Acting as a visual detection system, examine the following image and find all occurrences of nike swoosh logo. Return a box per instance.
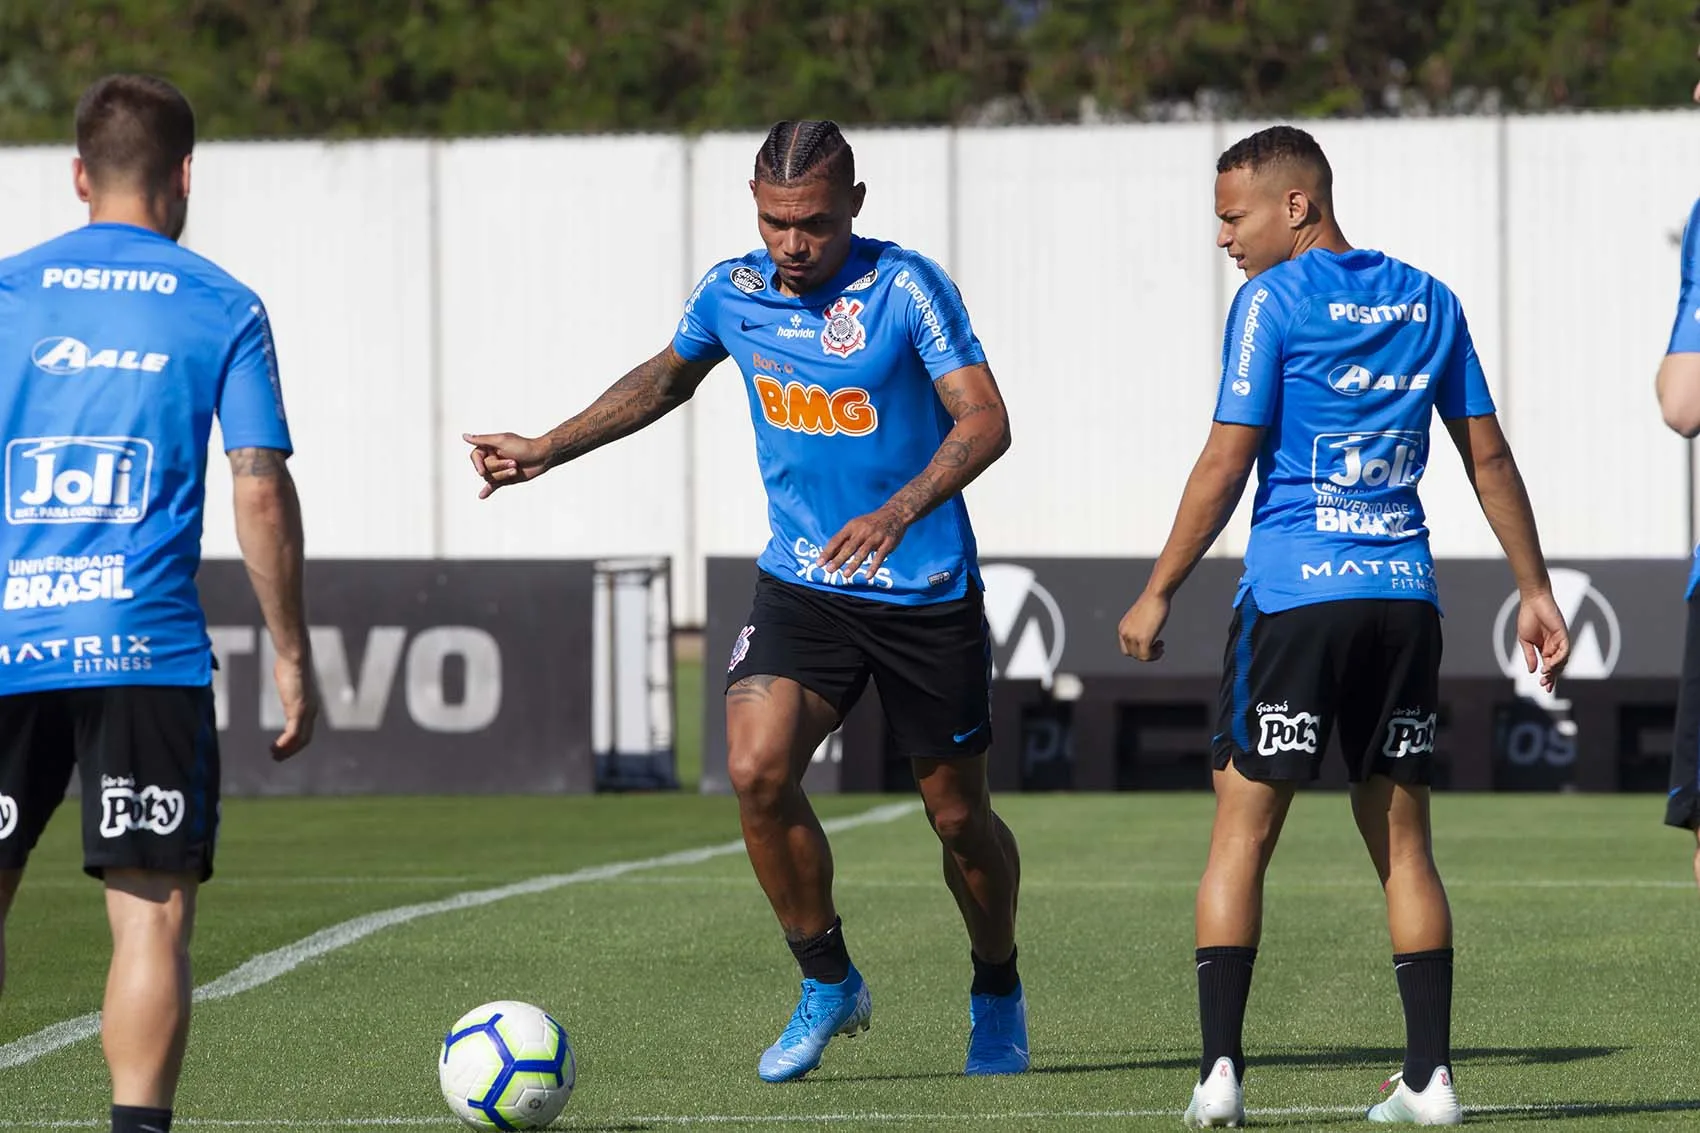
[953,722,986,744]
[740,318,767,331]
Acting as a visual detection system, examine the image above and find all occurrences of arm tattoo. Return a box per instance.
[547,349,707,466]
[933,439,973,469]
[878,369,1009,524]
[228,447,289,478]
[935,377,1000,422]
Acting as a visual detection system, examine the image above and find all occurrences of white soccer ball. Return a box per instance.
[439,1000,575,1130]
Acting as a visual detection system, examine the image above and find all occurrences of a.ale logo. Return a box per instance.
[753,376,878,436]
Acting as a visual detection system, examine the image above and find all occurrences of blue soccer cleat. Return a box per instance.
[757,967,873,1083]
[964,983,1030,1075]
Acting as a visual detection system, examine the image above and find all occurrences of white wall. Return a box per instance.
[5,112,1694,621]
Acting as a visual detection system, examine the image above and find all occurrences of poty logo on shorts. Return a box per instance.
[1256,710,1321,756]
[99,783,185,838]
[1493,567,1620,684]
[6,436,154,525]
[980,563,1066,688]
[32,336,168,376]
[0,792,16,840]
[1383,713,1437,758]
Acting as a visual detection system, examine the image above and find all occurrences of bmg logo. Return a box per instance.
[5,436,153,525]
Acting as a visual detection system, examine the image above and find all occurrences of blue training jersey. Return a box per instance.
[1214,248,1496,614]
[1666,198,1700,598]
[0,223,292,693]
[673,235,988,605]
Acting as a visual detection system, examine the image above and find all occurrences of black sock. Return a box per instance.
[1394,948,1453,1090]
[788,917,851,984]
[112,1105,172,1133]
[1197,946,1256,1085]
[970,945,1020,997]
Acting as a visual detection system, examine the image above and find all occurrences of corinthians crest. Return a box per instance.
[820,297,868,359]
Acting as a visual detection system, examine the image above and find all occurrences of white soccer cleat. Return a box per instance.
[1366,1066,1463,1125]
[1183,1055,1245,1128]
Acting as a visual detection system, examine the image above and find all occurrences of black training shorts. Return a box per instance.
[725,570,993,759]
[1667,590,1700,829]
[0,685,220,881]
[1213,593,1442,784]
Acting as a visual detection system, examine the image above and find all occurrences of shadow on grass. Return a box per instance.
[1470,1099,1700,1123]
[826,1044,1620,1084]
[1029,1045,1621,1078]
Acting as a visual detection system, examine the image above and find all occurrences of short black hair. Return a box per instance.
[1217,125,1333,205]
[754,120,855,189]
[75,74,195,192]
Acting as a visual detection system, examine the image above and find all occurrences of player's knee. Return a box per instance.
[726,744,796,811]
[105,870,196,944]
[928,796,990,850]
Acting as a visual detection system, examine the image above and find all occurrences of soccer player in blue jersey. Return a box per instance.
[1654,60,1700,891]
[1119,127,1570,1127]
[0,76,315,1133]
[465,120,1027,1082]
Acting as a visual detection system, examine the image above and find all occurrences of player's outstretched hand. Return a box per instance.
[818,507,909,583]
[1517,589,1571,693]
[270,654,318,761]
[463,432,553,499]
[1118,592,1170,662]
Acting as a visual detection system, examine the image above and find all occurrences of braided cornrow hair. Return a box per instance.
[754,120,855,188]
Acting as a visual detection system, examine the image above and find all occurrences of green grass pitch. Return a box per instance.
[2,791,1698,1130]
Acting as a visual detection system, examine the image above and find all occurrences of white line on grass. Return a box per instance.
[0,801,921,1072]
[6,1100,1696,1128]
[603,874,1696,892]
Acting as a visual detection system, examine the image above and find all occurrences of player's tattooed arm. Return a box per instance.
[230,446,317,756]
[816,364,1010,580]
[539,347,716,468]
[463,346,717,498]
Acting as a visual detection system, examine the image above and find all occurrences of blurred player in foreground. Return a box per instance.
[0,75,315,1133]
[465,120,1027,1082]
[1652,39,1700,893]
[1118,126,1569,1127]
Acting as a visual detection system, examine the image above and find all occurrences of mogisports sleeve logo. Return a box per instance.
[250,303,286,422]
[1230,287,1271,393]
[679,270,719,333]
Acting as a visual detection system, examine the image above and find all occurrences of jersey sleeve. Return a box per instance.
[671,266,729,363]
[1433,294,1496,421]
[891,254,987,380]
[1669,198,1700,355]
[218,296,293,453]
[1213,281,1286,427]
